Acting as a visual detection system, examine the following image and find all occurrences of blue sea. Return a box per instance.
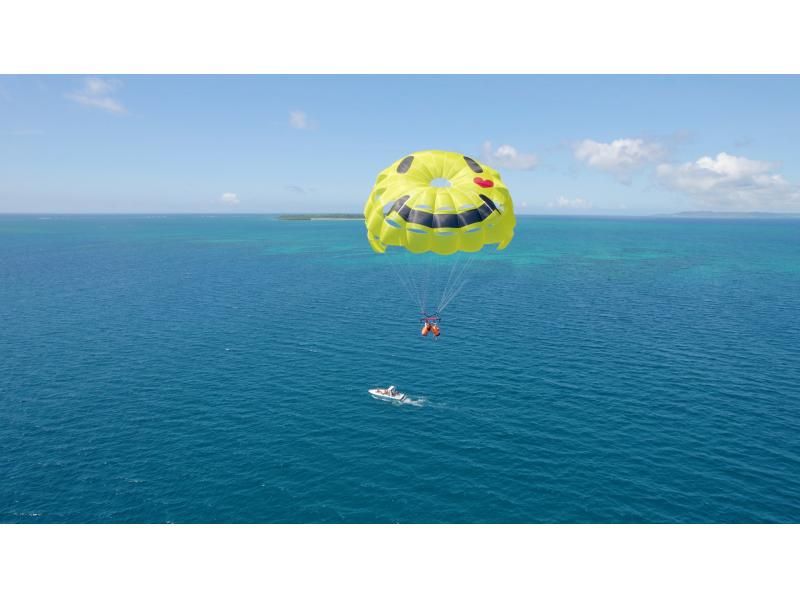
[1,215,799,523]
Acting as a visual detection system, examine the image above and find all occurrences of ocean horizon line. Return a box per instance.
[2,211,800,219]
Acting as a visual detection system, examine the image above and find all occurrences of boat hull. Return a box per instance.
[368,389,406,401]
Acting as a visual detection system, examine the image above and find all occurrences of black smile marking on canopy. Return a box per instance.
[387,194,500,229]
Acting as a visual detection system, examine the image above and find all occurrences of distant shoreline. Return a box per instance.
[654,211,800,219]
[278,214,364,221]
[2,211,799,220]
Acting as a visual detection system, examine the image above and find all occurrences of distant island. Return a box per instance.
[657,211,800,219]
[279,213,364,221]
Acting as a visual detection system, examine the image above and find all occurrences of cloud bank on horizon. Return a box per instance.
[574,137,800,211]
[657,153,800,211]
[2,75,799,214]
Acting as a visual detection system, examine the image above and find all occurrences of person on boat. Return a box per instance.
[387,385,396,396]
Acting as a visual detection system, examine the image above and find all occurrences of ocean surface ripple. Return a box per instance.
[1,215,799,522]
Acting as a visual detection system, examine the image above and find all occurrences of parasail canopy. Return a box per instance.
[364,150,516,255]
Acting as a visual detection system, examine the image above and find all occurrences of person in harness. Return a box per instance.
[420,313,441,339]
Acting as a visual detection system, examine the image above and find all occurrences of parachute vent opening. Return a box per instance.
[430,177,451,188]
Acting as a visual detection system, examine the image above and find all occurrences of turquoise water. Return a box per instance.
[1,215,799,523]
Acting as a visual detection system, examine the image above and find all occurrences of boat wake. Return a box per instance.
[372,394,426,407]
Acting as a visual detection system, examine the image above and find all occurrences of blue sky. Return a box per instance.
[2,75,799,214]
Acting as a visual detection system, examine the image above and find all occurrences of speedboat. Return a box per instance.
[368,386,406,401]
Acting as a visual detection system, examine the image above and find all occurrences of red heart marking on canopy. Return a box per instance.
[474,177,494,188]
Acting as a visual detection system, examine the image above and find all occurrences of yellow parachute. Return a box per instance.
[364,150,516,255]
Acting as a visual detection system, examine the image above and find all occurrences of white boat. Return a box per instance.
[368,386,406,401]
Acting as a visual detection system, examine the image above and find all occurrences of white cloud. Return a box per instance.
[66,77,126,114]
[548,196,592,210]
[574,138,664,181]
[84,78,115,95]
[289,110,312,130]
[220,192,240,205]
[482,141,538,170]
[657,152,800,210]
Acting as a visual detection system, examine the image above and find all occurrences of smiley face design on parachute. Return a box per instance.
[363,150,516,255]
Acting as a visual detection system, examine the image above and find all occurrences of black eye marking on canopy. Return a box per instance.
[463,156,483,173]
[396,156,415,173]
[387,193,500,229]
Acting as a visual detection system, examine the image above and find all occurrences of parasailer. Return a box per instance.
[420,313,441,339]
[363,150,516,336]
